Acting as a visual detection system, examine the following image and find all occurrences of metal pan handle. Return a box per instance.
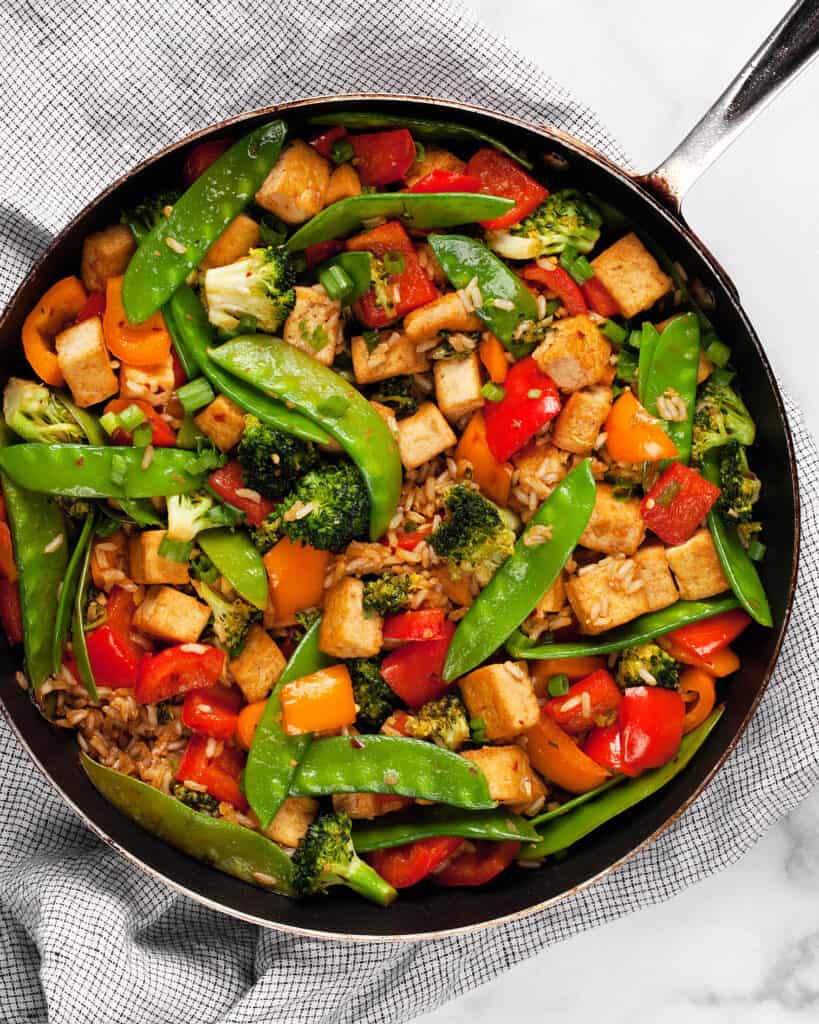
[638,0,819,214]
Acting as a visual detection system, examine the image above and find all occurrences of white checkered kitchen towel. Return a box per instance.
[1,2,818,1022]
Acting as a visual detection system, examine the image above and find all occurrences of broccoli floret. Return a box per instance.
[123,190,181,243]
[403,692,470,751]
[487,189,602,261]
[3,378,95,444]
[737,520,763,551]
[249,513,281,555]
[171,781,219,814]
[616,642,680,690]
[292,811,397,905]
[203,245,296,334]
[717,441,761,523]
[348,657,400,731]
[189,551,220,584]
[691,379,756,465]
[236,415,319,499]
[429,485,515,586]
[164,491,238,561]
[366,376,418,420]
[191,579,260,657]
[362,573,418,616]
[278,461,370,553]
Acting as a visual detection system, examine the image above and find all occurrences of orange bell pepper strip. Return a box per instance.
[531,656,607,696]
[103,275,172,366]
[658,635,740,678]
[525,713,610,794]
[22,276,88,385]
[605,388,678,463]
[262,537,329,625]
[678,668,717,734]
[0,522,18,583]
[455,411,513,506]
[280,664,357,735]
[478,333,508,383]
[236,699,268,750]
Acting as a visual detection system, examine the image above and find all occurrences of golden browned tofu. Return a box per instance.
[434,353,484,421]
[55,317,118,408]
[326,164,361,204]
[128,531,190,585]
[416,242,448,287]
[552,385,612,456]
[80,223,136,293]
[579,483,645,556]
[461,745,537,804]
[283,285,342,367]
[228,624,287,704]
[566,558,650,635]
[369,400,399,440]
[351,330,429,385]
[319,577,383,659]
[331,792,412,819]
[591,233,672,319]
[396,402,457,470]
[403,291,483,341]
[265,797,319,847]
[458,661,539,742]
[535,573,565,615]
[666,528,730,600]
[632,543,678,612]
[533,315,611,392]
[508,765,548,816]
[132,586,211,644]
[255,140,331,224]
[119,354,175,407]
[513,443,570,490]
[200,213,262,271]
[405,146,466,186]
[90,530,129,592]
[194,394,245,452]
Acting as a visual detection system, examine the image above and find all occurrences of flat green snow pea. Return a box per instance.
[168,284,333,446]
[162,299,199,382]
[640,313,701,464]
[0,444,214,499]
[197,528,268,611]
[636,322,661,404]
[506,595,741,659]
[81,754,294,894]
[529,778,623,828]
[286,192,515,251]
[122,120,288,323]
[52,512,96,676]
[71,516,98,700]
[290,735,495,809]
[444,460,596,681]
[308,111,533,168]
[526,709,723,858]
[210,335,402,540]
[427,234,539,351]
[702,455,772,627]
[352,807,539,853]
[246,619,333,829]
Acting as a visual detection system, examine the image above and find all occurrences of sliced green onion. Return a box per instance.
[118,404,147,431]
[100,411,120,436]
[132,424,153,447]
[571,256,594,284]
[481,382,506,402]
[110,453,128,487]
[711,366,735,386]
[383,251,406,276]
[319,263,355,303]
[547,673,570,697]
[176,377,216,415]
[705,338,732,368]
[158,536,193,563]
[747,539,767,562]
[628,329,643,349]
[601,319,628,345]
[331,138,354,164]
[527,389,543,399]
[559,245,578,270]
[176,415,205,450]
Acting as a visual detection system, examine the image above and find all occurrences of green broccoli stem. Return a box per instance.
[333,858,397,906]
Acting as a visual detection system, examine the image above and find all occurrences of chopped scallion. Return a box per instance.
[705,338,732,368]
[158,536,194,563]
[176,377,215,415]
[481,381,506,402]
[118,404,147,432]
[319,263,355,303]
[547,673,570,697]
[527,388,543,399]
[601,319,628,345]
[100,411,120,436]
[747,539,767,562]
[331,138,354,164]
[132,424,153,447]
[383,251,406,276]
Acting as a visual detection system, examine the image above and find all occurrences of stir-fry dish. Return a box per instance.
[0,114,772,905]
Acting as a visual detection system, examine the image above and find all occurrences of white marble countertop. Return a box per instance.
[422,1,819,1020]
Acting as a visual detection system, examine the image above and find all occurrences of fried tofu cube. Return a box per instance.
[416,242,448,287]
[228,623,287,703]
[403,291,483,341]
[326,164,361,204]
[666,528,730,600]
[552,385,612,456]
[434,352,484,421]
[132,586,211,644]
[255,140,331,225]
[351,331,429,385]
[319,577,382,659]
[370,400,399,440]
[461,745,537,804]
[580,483,646,556]
[512,443,570,493]
[535,573,565,615]
[405,146,466,187]
[533,316,611,393]
[119,354,175,407]
[129,530,190,585]
[458,661,540,742]
[90,530,129,592]
[54,317,118,408]
[194,394,245,452]
[331,793,412,819]
[508,766,548,816]
[591,233,672,319]
[283,285,341,366]
[80,223,136,293]
[265,797,319,847]
[566,559,650,635]
[200,213,262,271]
[397,402,457,470]
[632,543,678,612]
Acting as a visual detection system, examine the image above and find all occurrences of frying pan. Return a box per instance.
[0,0,816,940]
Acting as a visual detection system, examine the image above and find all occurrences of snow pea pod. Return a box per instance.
[167,284,332,446]
[506,594,741,659]
[122,120,288,323]
[71,516,98,700]
[81,754,294,894]
[352,806,539,853]
[529,778,623,828]
[640,313,700,463]
[286,192,514,250]
[308,111,533,168]
[197,528,268,611]
[443,460,596,682]
[209,335,403,540]
[162,299,199,382]
[245,619,333,829]
[290,735,495,810]
[52,512,96,676]
[526,708,723,858]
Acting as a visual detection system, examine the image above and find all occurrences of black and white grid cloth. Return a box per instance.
[1,2,818,1022]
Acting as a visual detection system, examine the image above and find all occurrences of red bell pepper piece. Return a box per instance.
[543,669,621,735]
[176,734,248,811]
[465,148,548,230]
[305,240,344,268]
[380,620,456,708]
[407,169,482,193]
[104,398,177,448]
[584,687,685,777]
[85,586,142,689]
[182,137,231,185]
[0,521,17,582]
[171,350,188,388]
[0,579,23,646]
[207,461,277,526]
[433,840,521,886]
[369,836,463,888]
[640,462,721,546]
[581,277,621,317]
[522,262,587,317]
[583,721,625,774]
[309,125,347,160]
[75,291,106,323]
[394,528,429,551]
[665,609,751,660]
[483,356,561,462]
[383,608,448,643]
[348,129,417,186]
[135,643,226,704]
[181,685,243,740]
